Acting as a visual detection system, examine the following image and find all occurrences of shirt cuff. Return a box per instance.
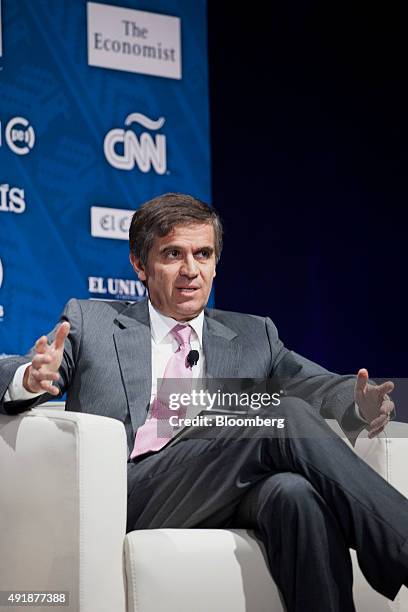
[5,363,44,401]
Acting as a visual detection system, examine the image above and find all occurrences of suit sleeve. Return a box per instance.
[0,298,83,415]
[265,317,368,443]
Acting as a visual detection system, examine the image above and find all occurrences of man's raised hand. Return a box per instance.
[354,368,395,438]
[23,322,71,395]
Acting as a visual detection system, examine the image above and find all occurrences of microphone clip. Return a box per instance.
[186,350,199,368]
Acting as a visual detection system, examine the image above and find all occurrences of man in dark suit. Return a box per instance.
[1,193,407,611]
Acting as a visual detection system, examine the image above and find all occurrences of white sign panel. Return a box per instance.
[91,206,134,241]
[87,2,181,79]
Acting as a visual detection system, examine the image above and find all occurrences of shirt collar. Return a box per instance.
[148,300,204,347]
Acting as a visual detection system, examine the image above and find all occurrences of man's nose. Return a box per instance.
[179,256,199,277]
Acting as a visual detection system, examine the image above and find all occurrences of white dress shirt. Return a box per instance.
[148,301,205,403]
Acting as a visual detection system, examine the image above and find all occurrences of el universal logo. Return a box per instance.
[88,275,147,299]
[0,257,4,320]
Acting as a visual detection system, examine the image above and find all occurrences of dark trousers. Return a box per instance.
[126,398,408,612]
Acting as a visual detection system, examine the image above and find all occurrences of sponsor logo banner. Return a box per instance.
[0,184,26,214]
[0,257,4,321]
[87,2,181,79]
[0,0,3,59]
[91,206,133,240]
[1,116,36,155]
[104,112,166,174]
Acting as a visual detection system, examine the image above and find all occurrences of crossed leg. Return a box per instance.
[127,397,408,611]
[233,472,356,611]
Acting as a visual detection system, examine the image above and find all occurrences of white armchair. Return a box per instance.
[0,405,407,612]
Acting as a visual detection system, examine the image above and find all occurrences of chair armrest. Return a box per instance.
[376,421,408,498]
[326,418,408,498]
[0,409,128,612]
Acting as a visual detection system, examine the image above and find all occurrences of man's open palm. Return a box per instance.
[23,322,70,395]
[355,368,395,438]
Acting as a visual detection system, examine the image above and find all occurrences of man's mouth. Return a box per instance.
[176,287,199,292]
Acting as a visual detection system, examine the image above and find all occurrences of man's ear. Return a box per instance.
[129,253,146,282]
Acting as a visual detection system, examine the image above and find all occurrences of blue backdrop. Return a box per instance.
[0,0,210,355]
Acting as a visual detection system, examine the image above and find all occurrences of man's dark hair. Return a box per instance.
[129,192,223,266]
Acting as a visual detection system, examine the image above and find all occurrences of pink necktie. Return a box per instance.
[130,324,193,459]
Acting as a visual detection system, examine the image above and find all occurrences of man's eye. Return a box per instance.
[166,249,180,258]
[197,250,211,259]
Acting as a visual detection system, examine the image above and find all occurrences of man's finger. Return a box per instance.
[355,368,369,396]
[31,353,52,369]
[31,369,60,383]
[369,413,389,430]
[379,399,394,417]
[34,336,49,354]
[368,415,390,438]
[368,424,386,439]
[39,380,60,395]
[54,322,70,351]
[367,412,391,438]
[376,380,395,399]
[368,425,387,439]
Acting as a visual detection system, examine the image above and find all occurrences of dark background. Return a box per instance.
[207,1,408,378]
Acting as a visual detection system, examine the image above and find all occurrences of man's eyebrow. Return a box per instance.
[159,244,214,253]
[194,245,214,252]
[159,244,182,253]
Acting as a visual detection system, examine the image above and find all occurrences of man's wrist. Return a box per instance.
[22,364,32,392]
[7,363,44,400]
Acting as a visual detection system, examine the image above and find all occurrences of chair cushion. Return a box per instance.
[125,528,284,612]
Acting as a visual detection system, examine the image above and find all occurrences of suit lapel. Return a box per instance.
[203,312,241,378]
[113,300,152,434]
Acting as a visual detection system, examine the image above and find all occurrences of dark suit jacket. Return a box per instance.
[0,298,365,451]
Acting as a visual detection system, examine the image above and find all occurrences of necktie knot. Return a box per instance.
[171,323,192,349]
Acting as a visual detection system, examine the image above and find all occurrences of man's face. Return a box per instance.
[130,223,217,321]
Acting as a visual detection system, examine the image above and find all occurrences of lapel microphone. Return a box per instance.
[187,350,200,367]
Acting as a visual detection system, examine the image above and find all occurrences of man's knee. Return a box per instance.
[257,472,317,518]
[269,472,315,498]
